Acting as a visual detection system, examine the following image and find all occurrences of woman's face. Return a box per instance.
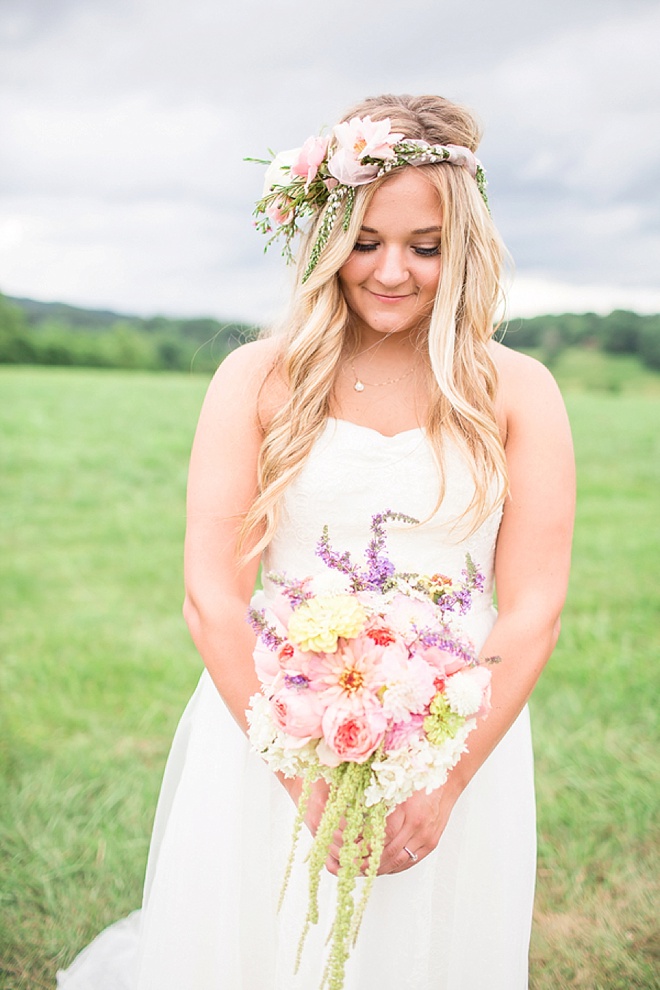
[338,168,443,340]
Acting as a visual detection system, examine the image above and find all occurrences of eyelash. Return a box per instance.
[353,243,441,257]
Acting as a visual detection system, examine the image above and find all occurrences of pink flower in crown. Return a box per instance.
[265,197,292,226]
[326,149,380,186]
[333,115,404,161]
[328,115,405,186]
[318,705,388,766]
[290,135,329,188]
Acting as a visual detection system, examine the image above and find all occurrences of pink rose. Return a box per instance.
[319,705,387,765]
[271,686,323,739]
[290,135,329,188]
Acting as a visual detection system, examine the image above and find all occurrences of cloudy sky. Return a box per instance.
[1,0,659,324]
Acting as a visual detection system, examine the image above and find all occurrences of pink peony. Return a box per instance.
[332,115,404,162]
[326,148,380,186]
[253,638,280,685]
[384,594,439,643]
[290,135,329,188]
[271,685,324,739]
[319,705,387,766]
[417,644,466,678]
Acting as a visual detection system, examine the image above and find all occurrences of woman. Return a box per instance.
[58,93,574,989]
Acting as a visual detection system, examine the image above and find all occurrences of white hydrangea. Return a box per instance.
[364,720,477,807]
[247,693,319,777]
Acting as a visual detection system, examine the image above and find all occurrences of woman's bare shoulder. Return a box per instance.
[203,337,287,427]
[491,343,565,433]
[490,340,563,407]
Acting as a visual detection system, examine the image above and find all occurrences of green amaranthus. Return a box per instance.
[280,759,388,990]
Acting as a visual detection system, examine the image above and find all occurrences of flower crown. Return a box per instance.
[249,114,489,283]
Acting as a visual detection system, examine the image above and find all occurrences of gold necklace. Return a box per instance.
[351,360,416,392]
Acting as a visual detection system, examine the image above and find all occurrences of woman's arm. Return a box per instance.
[370,348,576,874]
[182,339,280,732]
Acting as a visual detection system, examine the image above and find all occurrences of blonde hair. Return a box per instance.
[240,94,508,559]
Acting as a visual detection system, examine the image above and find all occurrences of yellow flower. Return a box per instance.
[288,595,367,653]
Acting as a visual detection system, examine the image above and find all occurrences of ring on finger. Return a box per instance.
[403,845,419,863]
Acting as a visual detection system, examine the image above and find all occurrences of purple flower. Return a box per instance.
[247,606,284,649]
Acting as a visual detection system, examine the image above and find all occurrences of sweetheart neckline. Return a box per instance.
[326,417,425,440]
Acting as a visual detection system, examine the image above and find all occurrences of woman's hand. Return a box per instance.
[377,783,458,875]
[315,781,459,878]
[281,773,459,877]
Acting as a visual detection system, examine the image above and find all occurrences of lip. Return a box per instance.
[368,291,412,303]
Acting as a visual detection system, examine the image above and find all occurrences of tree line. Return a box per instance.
[0,294,256,374]
[1,292,659,374]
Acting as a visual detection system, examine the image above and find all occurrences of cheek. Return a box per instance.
[338,254,371,290]
[417,260,442,296]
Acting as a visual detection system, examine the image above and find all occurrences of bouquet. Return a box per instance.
[247,511,496,990]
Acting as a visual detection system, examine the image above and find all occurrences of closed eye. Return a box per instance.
[353,242,441,256]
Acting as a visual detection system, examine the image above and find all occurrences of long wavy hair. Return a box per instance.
[239,93,509,559]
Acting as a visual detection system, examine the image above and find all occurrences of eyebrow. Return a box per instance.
[360,225,443,235]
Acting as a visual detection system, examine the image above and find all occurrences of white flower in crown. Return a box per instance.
[262,148,299,197]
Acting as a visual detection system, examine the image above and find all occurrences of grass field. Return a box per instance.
[1,362,659,989]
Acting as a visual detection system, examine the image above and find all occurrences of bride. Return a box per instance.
[58,93,574,989]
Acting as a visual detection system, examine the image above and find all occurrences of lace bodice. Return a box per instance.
[263,419,502,613]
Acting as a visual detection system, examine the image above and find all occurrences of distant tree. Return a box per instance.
[601,310,643,354]
[639,319,660,370]
[0,293,34,363]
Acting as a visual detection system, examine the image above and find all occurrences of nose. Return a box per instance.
[374,246,409,288]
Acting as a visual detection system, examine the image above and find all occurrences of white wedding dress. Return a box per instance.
[57,419,536,990]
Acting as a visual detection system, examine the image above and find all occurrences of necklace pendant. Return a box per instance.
[354,380,365,392]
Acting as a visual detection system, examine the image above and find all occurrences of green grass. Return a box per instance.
[522,345,660,396]
[1,365,659,989]
[0,367,208,988]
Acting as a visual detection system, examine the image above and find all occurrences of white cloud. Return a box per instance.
[508,273,660,319]
[0,0,658,319]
